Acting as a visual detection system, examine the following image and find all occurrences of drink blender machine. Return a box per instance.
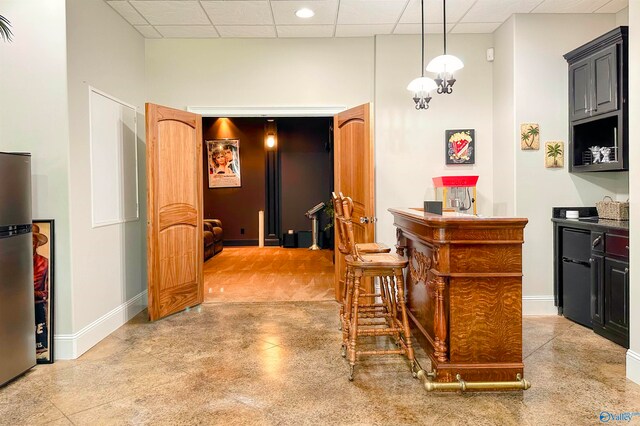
[432,176,478,215]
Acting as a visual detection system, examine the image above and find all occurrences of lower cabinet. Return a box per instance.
[591,237,630,348]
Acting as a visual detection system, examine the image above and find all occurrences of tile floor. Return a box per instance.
[1,301,639,425]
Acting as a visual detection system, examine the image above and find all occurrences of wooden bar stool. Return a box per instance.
[340,199,417,381]
[332,192,390,256]
[332,192,390,352]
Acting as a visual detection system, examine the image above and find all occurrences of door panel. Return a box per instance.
[333,103,374,301]
[604,258,629,336]
[147,103,203,321]
[593,45,618,116]
[570,59,591,121]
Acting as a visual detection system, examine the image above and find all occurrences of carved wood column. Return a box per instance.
[433,275,448,363]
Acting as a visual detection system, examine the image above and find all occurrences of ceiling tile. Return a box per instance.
[130,1,210,25]
[134,25,163,38]
[271,1,339,25]
[276,25,335,37]
[216,25,277,37]
[399,0,477,24]
[450,22,502,33]
[335,24,394,37]
[394,23,455,34]
[107,1,148,25]
[338,0,407,25]
[155,25,219,38]
[461,0,542,23]
[532,0,611,13]
[201,1,273,25]
[594,0,628,13]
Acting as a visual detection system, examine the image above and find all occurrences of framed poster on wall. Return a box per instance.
[445,129,475,165]
[33,219,54,364]
[206,139,241,188]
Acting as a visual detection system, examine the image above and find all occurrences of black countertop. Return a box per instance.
[551,207,629,232]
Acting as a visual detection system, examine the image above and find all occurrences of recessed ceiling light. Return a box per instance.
[295,8,315,19]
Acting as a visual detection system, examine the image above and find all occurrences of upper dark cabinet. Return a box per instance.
[564,27,628,172]
[569,58,592,121]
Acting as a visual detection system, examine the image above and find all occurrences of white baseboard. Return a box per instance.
[627,350,640,384]
[54,291,147,360]
[522,295,557,316]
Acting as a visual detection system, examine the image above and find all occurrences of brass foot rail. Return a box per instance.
[416,370,531,392]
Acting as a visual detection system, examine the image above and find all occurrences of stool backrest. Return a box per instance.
[341,196,362,259]
[331,192,350,255]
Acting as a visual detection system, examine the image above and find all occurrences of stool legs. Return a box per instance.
[341,267,354,357]
[395,268,417,377]
[345,267,417,381]
[347,270,362,381]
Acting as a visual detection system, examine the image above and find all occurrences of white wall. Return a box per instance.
[626,1,640,385]
[492,17,516,217]
[494,14,629,314]
[145,38,374,109]
[617,7,629,26]
[0,0,74,334]
[63,0,147,358]
[374,34,494,246]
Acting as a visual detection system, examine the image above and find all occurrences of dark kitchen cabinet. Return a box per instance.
[592,45,618,116]
[565,27,628,172]
[568,45,617,122]
[569,58,592,121]
[590,231,629,348]
[600,257,629,345]
[552,212,629,348]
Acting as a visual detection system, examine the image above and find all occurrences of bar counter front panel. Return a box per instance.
[390,208,528,386]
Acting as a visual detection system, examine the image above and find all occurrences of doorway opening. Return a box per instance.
[201,116,335,303]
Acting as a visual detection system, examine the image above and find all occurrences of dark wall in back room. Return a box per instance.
[202,116,333,245]
[279,118,333,235]
[202,117,265,242]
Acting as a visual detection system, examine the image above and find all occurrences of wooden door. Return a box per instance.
[146,103,204,321]
[333,103,375,301]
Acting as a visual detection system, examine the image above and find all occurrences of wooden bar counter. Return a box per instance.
[390,208,529,387]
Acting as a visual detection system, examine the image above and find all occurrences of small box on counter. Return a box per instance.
[424,201,442,215]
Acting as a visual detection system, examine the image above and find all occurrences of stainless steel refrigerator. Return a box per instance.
[0,152,36,386]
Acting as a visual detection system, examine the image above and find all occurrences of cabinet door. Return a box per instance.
[569,58,592,121]
[592,45,618,116]
[590,254,604,326]
[604,258,629,337]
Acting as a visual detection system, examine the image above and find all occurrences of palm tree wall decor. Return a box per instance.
[0,15,13,42]
[520,123,540,150]
[545,141,564,168]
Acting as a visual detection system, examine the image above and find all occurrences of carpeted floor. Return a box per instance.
[204,247,335,303]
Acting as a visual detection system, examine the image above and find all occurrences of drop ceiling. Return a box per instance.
[105,0,628,39]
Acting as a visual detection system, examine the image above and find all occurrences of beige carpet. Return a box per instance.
[204,246,335,303]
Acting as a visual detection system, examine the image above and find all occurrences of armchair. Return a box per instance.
[203,219,223,261]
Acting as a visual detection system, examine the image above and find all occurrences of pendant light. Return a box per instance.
[426,0,464,94]
[407,0,437,110]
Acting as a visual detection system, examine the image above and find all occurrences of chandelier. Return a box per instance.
[426,0,464,94]
[406,0,437,110]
